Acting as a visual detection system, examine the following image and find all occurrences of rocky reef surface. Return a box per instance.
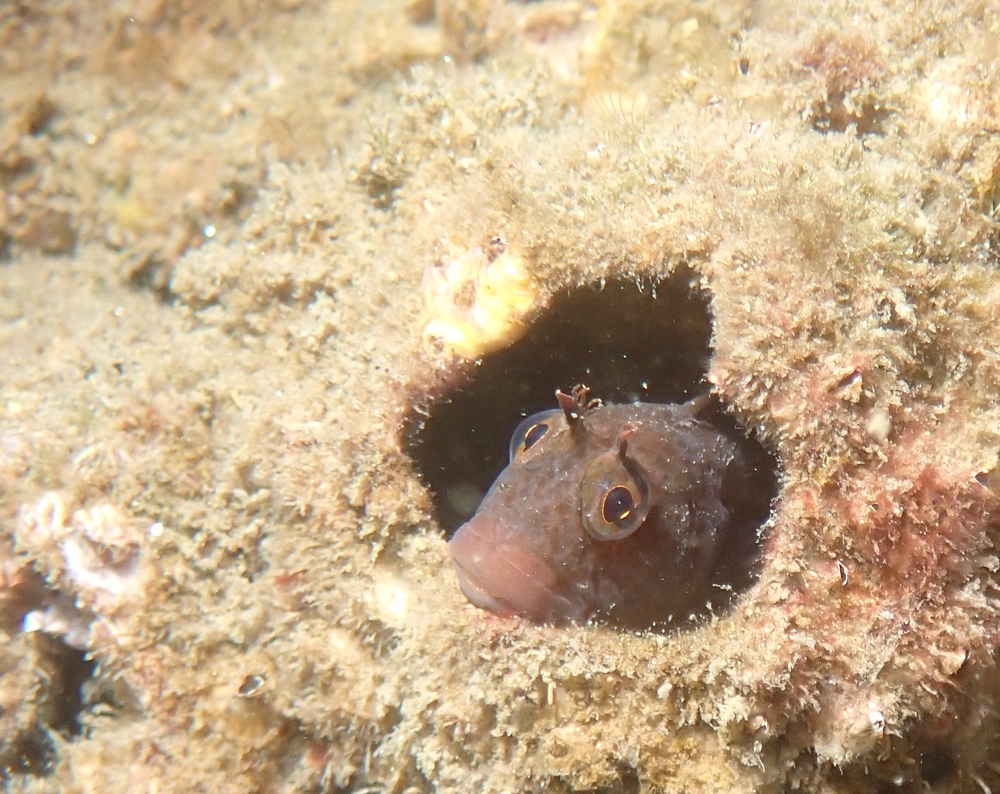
[3,0,1000,791]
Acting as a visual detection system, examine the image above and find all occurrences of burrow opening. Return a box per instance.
[405,271,778,627]
[0,572,98,781]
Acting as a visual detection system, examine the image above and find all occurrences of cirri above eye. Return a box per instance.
[509,409,559,462]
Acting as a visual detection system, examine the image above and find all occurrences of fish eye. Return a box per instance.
[602,485,635,524]
[581,444,649,541]
[509,409,559,462]
[523,422,549,450]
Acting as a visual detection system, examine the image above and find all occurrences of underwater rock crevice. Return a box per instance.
[404,272,779,629]
[0,634,95,782]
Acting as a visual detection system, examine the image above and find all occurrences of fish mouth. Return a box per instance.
[450,558,516,613]
[448,515,582,621]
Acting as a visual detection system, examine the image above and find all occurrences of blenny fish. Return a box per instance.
[448,386,771,629]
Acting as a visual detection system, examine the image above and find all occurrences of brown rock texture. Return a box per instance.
[3,0,1000,792]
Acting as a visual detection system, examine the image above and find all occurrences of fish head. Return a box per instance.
[448,389,662,623]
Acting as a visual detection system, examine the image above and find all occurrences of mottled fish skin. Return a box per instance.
[448,388,764,629]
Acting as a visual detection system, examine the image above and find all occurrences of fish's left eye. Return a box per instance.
[509,409,559,462]
[522,422,549,450]
[580,442,650,541]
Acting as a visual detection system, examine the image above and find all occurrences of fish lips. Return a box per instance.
[448,515,582,622]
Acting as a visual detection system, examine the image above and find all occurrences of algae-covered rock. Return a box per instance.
[3,0,1000,792]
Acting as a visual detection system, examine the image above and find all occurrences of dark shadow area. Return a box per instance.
[0,569,97,781]
[546,763,640,794]
[36,635,95,737]
[0,634,95,781]
[809,97,891,135]
[404,271,779,629]
[408,273,717,532]
[0,727,55,779]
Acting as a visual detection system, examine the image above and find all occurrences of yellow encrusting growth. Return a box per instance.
[423,240,537,357]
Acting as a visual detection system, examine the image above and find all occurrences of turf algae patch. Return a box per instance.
[8,0,1000,791]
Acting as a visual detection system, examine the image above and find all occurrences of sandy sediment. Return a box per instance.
[3,0,1000,791]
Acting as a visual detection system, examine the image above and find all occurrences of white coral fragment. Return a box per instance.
[60,535,140,595]
[64,504,143,598]
[18,494,146,602]
[23,598,92,649]
[20,491,67,541]
[372,568,412,626]
[917,55,996,130]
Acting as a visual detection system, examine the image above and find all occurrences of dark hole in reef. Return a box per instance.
[35,634,95,737]
[809,97,891,135]
[0,634,95,781]
[410,274,716,533]
[595,764,641,794]
[123,250,176,303]
[404,272,778,627]
[546,763,640,794]
[918,746,957,787]
[0,727,56,779]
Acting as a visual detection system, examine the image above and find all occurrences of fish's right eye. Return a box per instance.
[509,410,559,462]
[580,436,650,541]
